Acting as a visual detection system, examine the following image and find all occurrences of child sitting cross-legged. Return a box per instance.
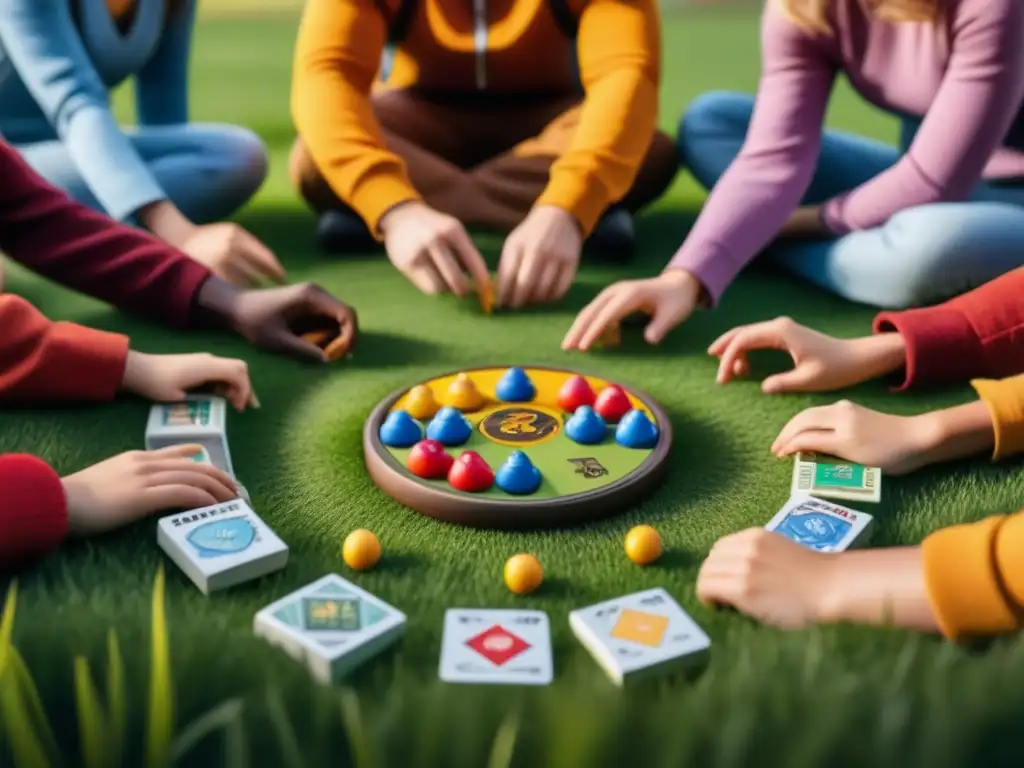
[0,294,257,572]
[696,266,1024,640]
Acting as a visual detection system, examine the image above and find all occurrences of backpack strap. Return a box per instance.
[373,0,418,44]
[548,0,579,38]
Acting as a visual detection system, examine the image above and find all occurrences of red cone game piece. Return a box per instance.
[594,385,632,423]
[448,451,495,492]
[407,439,454,479]
[557,375,596,414]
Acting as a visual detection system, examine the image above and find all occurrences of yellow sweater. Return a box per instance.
[924,374,1024,639]
[290,0,661,234]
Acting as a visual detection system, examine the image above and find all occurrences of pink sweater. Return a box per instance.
[668,0,1024,305]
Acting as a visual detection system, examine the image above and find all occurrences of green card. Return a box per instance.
[302,597,361,631]
[813,461,864,489]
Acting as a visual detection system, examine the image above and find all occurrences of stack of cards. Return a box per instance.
[766,494,874,552]
[570,588,711,686]
[146,396,250,503]
[791,452,881,503]
[439,609,553,685]
[254,575,406,684]
[157,499,288,594]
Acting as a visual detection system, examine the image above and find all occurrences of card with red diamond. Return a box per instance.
[439,609,553,685]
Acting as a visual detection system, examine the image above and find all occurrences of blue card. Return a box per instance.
[765,495,873,552]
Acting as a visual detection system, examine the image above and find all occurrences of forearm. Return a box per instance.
[137,199,196,248]
[537,71,658,235]
[848,332,908,383]
[818,547,939,633]
[911,400,997,466]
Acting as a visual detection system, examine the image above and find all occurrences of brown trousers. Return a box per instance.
[290,89,678,232]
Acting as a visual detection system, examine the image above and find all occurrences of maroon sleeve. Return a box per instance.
[0,295,129,402]
[0,454,69,571]
[0,140,212,329]
[874,267,1024,389]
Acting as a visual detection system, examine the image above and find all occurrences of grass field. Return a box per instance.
[3,6,1024,767]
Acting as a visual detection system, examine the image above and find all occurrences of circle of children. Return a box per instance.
[1,0,1021,644]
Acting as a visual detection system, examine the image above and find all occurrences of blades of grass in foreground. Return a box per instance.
[265,688,304,768]
[0,669,50,768]
[486,709,520,768]
[0,582,18,677]
[339,688,376,768]
[106,631,126,768]
[169,698,246,768]
[74,657,108,768]
[146,567,173,768]
[8,648,62,766]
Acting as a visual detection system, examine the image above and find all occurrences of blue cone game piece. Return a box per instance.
[495,450,542,495]
[615,409,659,449]
[495,367,536,402]
[565,405,607,445]
[425,406,473,446]
[379,409,423,448]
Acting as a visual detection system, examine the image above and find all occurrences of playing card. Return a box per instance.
[439,609,553,685]
[146,395,235,476]
[254,574,406,684]
[157,499,288,594]
[791,452,881,503]
[765,494,873,552]
[570,588,710,686]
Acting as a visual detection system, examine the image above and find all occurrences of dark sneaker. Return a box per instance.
[585,206,635,262]
[316,209,377,254]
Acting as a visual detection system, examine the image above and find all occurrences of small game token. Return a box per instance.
[766,495,873,552]
[495,451,542,495]
[425,407,473,446]
[594,385,632,423]
[405,384,440,421]
[379,410,423,448]
[565,405,607,445]
[625,525,662,565]
[448,451,495,492]
[495,367,536,403]
[254,574,406,684]
[570,588,710,686]
[615,409,658,449]
[301,323,354,361]
[557,375,596,414]
[595,323,621,349]
[342,529,381,571]
[407,439,455,479]
[445,373,485,411]
[791,452,881,504]
[504,554,543,595]
[478,277,495,314]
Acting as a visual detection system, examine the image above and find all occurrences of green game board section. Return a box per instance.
[383,418,655,499]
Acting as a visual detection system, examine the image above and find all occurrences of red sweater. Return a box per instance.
[874,267,1024,390]
[0,138,216,570]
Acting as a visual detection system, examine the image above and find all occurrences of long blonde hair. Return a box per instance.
[779,0,940,34]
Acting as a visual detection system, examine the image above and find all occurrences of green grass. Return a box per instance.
[3,8,1024,767]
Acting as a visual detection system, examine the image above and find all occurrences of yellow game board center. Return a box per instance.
[504,553,543,595]
[405,384,439,420]
[445,373,484,411]
[625,525,663,565]
[342,529,381,571]
[611,609,669,647]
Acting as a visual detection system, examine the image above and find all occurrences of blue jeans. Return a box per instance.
[14,123,268,224]
[677,92,1024,308]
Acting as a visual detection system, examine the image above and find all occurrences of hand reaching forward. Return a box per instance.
[497,205,581,309]
[182,223,288,288]
[771,400,936,475]
[562,270,701,351]
[120,352,257,411]
[62,445,239,536]
[696,528,836,629]
[381,202,491,296]
[708,317,907,393]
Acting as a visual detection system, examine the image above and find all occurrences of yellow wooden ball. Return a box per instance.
[625,525,662,565]
[504,554,543,595]
[342,529,381,571]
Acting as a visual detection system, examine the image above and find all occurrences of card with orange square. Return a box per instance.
[569,588,710,686]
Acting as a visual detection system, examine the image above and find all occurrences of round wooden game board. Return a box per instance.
[363,366,672,529]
